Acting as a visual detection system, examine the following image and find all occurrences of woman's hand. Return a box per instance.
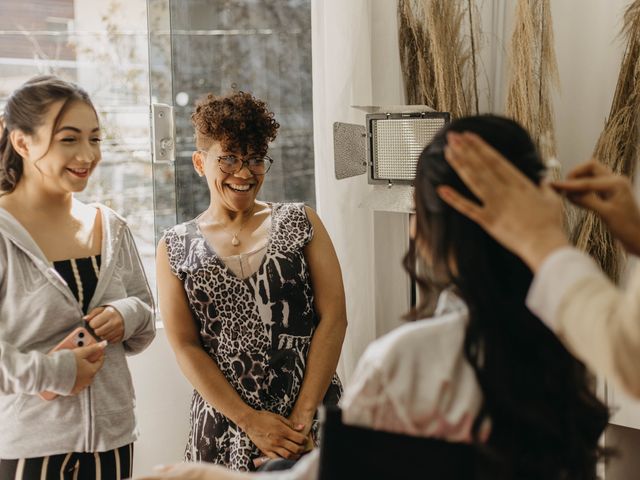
[136,462,250,480]
[553,160,640,256]
[241,409,307,460]
[438,131,570,272]
[70,341,107,395]
[289,408,316,451]
[85,306,124,343]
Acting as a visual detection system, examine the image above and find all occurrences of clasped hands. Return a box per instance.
[242,408,315,468]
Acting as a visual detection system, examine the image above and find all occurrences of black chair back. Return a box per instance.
[317,406,508,480]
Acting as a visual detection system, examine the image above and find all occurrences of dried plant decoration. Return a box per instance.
[398,0,432,106]
[397,0,480,118]
[505,0,560,176]
[573,0,640,281]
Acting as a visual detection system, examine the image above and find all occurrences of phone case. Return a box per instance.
[39,327,99,401]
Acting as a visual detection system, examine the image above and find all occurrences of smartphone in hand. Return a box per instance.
[39,326,99,401]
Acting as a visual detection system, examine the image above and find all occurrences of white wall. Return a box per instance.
[551,0,628,172]
[312,0,377,384]
[128,328,193,475]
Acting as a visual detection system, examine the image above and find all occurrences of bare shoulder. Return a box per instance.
[303,205,323,226]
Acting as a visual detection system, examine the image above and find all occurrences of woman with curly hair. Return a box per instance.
[156,91,345,471]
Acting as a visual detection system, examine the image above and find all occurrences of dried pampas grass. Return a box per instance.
[573,0,640,281]
[505,0,559,175]
[398,0,433,105]
[397,0,479,117]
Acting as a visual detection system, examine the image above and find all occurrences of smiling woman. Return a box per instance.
[0,75,155,480]
[32,105,101,189]
[156,91,346,471]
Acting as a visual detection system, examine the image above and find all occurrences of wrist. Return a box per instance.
[520,230,570,273]
[234,406,256,431]
[291,401,318,419]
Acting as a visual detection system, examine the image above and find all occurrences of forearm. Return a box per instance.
[0,341,76,395]
[293,317,346,415]
[108,297,155,354]
[174,343,255,428]
[527,248,640,397]
[557,266,640,397]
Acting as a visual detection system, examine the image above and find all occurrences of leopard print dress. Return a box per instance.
[163,203,342,471]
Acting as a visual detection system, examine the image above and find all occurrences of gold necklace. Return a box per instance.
[228,206,255,247]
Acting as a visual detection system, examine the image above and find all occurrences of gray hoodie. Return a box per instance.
[0,204,155,458]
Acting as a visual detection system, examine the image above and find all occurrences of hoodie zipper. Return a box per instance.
[45,265,96,452]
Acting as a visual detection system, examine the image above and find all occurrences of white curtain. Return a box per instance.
[312,0,377,383]
[311,0,413,383]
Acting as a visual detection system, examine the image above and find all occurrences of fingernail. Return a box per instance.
[297,423,305,429]
[98,340,108,348]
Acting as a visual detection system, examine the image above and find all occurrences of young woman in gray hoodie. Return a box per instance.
[0,76,155,479]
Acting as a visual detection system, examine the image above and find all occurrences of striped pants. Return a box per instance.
[0,444,133,480]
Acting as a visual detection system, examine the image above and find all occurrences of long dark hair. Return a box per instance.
[406,115,609,479]
[0,75,96,193]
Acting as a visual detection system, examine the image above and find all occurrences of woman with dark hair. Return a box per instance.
[405,114,609,478]
[140,114,608,480]
[0,75,155,479]
[156,91,345,471]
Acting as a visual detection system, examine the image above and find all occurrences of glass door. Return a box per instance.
[147,0,316,239]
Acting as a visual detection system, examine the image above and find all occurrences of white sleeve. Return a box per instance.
[526,247,603,330]
[527,246,640,397]
[105,226,156,355]
[339,353,392,431]
[0,341,77,395]
[339,315,480,440]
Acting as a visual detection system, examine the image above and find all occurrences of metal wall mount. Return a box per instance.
[151,103,176,164]
[333,122,368,180]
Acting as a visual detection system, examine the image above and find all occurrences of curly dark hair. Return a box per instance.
[405,115,610,479]
[191,91,279,156]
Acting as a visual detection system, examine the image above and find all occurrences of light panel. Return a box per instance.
[368,112,449,184]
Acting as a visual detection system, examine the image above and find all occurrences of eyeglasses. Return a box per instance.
[198,150,273,175]
[219,155,273,175]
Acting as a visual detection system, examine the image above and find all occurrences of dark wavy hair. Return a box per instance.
[0,75,96,193]
[405,115,609,479]
[191,91,279,156]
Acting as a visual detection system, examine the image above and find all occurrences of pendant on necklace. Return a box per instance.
[231,234,241,247]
